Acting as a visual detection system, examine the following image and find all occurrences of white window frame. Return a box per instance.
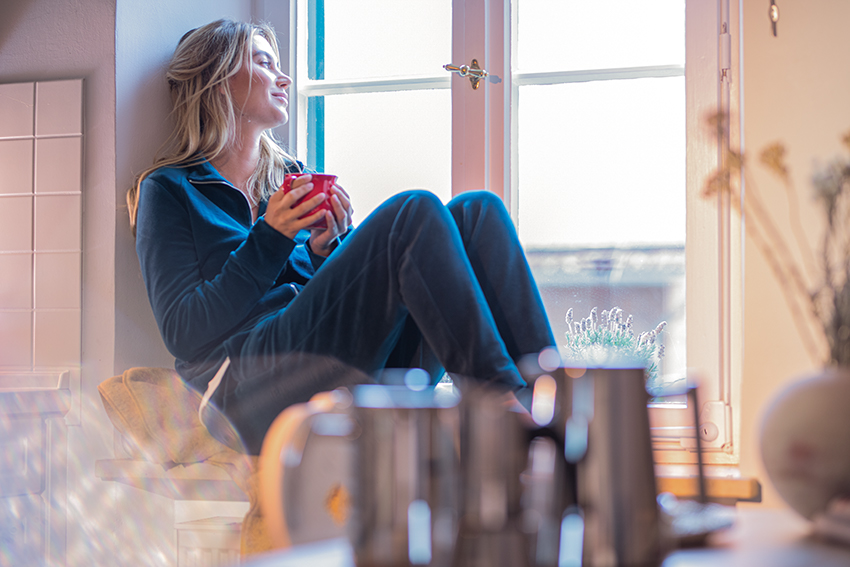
[264,0,742,466]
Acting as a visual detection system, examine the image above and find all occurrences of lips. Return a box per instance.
[272,92,288,106]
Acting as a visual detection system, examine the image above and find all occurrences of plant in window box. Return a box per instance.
[704,112,850,522]
[563,306,668,397]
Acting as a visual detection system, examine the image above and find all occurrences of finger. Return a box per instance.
[287,174,313,189]
[274,182,314,208]
[331,185,351,208]
[330,189,353,224]
[291,192,327,215]
[300,209,327,229]
[308,211,336,242]
[331,183,350,200]
[330,193,345,218]
[327,195,349,231]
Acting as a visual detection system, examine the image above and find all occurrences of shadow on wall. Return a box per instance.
[114,23,180,374]
[0,1,30,53]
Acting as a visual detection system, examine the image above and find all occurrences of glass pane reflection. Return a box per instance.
[516,0,685,73]
[517,77,686,388]
[323,0,452,81]
[322,90,452,224]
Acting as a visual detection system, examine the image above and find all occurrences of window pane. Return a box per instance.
[322,90,452,224]
[517,77,686,389]
[517,77,685,247]
[516,0,685,73]
[322,0,452,81]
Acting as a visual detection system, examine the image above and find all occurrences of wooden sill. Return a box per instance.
[656,475,762,504]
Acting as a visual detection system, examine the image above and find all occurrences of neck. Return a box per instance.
[209,134,262,197]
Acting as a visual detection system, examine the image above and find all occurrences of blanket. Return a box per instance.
[97,366,271,556]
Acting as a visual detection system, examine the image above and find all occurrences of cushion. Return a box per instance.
[98,367,273,556]
[97,366,236,467]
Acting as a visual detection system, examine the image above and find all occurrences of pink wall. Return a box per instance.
[740,0,850,507]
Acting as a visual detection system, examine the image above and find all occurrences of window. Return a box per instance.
[273,0,741,464]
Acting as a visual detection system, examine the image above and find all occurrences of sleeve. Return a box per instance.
[135,177,297,361]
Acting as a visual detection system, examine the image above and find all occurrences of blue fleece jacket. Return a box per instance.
[135,159,326,390]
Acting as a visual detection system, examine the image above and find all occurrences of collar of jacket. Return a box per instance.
[184,158,237,188]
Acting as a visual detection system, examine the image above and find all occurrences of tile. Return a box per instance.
[35,252,80,310]
[0,254,32,310]
[0,139,34,195]
[0,196,33,252]
[35,80,82,137]
[36,137,81,194]
[0,311,32,366]
[0,82,34,138]
[34,309,81,367]
[34,195,80,251]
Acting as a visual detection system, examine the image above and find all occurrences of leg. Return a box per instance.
[447,191,557,361]
[383,192,556,379]
[219,190,521,452]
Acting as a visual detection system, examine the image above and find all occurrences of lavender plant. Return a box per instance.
[564,306,667,395]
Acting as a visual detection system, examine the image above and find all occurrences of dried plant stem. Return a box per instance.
[743,197,828,364]
[704,113,850,367]
[780,176,820,278]
[744,178,815,309]
[717,160,829,364]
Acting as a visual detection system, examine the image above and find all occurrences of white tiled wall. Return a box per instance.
[0,80,82,370]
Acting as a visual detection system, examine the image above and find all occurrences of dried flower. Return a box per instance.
[760,142,789,182]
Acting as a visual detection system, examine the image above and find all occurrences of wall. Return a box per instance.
[1,0,262,564]
[0,0,122,563]
[739,0,850,508]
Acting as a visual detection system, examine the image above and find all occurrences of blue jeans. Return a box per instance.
[217,190,555,453]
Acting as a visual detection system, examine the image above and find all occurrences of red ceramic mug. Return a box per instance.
[281,173,339,230]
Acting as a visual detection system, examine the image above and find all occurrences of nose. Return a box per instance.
[276,73,292,89]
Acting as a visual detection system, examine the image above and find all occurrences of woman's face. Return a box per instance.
[229,34,291,131]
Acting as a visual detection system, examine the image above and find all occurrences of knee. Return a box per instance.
[448,190,510,224]
[393,189,448,222]
[369,189,443,224]
[399,189,445,208]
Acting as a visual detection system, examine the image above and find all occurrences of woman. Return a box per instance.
[129,19,556,454]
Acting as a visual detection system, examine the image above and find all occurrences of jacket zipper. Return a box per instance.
[189,178,255,224]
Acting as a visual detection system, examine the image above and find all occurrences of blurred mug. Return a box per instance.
[281,172,338,229]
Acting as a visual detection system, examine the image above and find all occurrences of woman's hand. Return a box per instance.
[264,174,328,239]
[308,183,354,257]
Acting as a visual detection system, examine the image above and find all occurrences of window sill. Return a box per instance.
[655,464,761,504]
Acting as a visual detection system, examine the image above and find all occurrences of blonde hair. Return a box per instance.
[127,19,300,235]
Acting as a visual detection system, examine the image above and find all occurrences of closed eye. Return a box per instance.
[253,50,279,71]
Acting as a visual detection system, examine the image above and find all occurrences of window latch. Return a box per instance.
[444,59,488,90]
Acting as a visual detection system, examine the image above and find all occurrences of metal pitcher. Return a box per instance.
[348,384,462,567]
[453,380,573,567]
[559,366,662,567]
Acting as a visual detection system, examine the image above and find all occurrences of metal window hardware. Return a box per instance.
[443,59,488,90]
[769,0,780,36]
